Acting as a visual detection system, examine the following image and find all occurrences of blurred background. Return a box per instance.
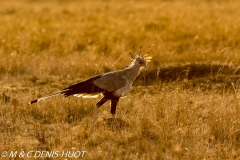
[1,0,240,83]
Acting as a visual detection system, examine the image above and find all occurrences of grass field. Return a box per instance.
[1,0,240,159]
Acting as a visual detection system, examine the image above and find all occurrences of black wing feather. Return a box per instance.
[62,75,104,97]
[29,75,104,104]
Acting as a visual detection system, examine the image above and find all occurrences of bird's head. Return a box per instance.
[128,46,152,70]
[134,56,149,69]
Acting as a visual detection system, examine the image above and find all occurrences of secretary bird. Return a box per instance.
[29,49,152,126]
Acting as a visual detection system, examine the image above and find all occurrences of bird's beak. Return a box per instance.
[140,64,147,70]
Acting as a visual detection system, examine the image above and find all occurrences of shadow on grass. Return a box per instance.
[137,63,240,88]
[102,117,130,128]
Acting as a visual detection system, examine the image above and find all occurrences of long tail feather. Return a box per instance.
[29,75,103,104]
[29,90,68,104]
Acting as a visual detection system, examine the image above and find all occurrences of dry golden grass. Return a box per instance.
[1,0,240,159]
[1,84,240,159]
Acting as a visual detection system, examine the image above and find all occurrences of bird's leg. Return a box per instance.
[110,97,120,126]
[112,114,118,126]
[92,106,99,127]
[91,97,109,132]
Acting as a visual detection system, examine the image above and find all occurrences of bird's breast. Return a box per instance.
[113,81,132,97]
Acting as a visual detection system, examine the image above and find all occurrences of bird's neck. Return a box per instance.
[124,65,141,82]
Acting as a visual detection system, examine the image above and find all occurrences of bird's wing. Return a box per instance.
[93,73,127,92]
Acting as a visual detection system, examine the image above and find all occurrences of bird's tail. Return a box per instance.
[29,75,103,104]
[29,89,69,104]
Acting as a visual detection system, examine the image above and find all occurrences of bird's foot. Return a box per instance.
[112,114,119,127]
